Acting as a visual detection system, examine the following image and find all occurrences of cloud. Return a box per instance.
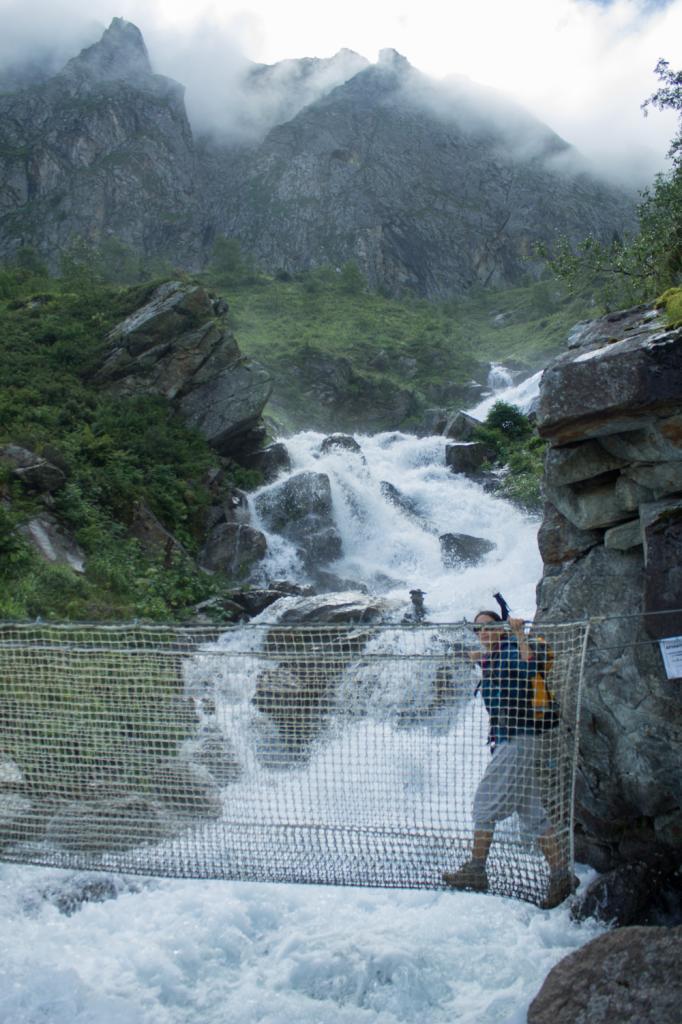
[0,0,679,179]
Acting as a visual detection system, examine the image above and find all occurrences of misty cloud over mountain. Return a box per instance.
[0,18,637,297]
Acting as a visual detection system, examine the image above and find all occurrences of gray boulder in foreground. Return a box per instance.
[528,926,682,1024]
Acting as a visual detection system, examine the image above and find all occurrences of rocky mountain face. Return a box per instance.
[0,20,635,296]
[212,49,635,297]
[535,304,682,924]
[0,19,201,269]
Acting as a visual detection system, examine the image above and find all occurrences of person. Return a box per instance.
[442,609,576,908]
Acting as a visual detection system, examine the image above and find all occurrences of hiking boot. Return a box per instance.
[542,869,580,909]
[442,859,488,893]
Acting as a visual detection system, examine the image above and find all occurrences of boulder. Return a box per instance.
[145,758,222,816]
[255,471,334,534]
[199,522,267,576]
[205,487,251,531]
[445,441,495,475]
[311,569,369,594]
[380,481,425,522]
[548,476,636,531]
[302,524,343,566]
[0,444,66,493]
[320,434,366,461]
[599,414,682,463]
[439,532,496,567]
[419,408,448,436]
[624,460,682,498]
[254,471,343,567]
[527,926,682,1024]
[603,518,642,552]
[442,410,481,442]
[18,514,85,572]
[30,874,143,917]
[262,591,389,625]
[226,589,284,617]
[188,728,242,785]
[537,307,682,444]
[191,596,246,623]
[570,862,670,927]
[536,543,682,874]
[239,442,292,483]
[95,282,272,454]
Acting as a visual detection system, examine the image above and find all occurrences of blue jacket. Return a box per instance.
[480,636,541,747]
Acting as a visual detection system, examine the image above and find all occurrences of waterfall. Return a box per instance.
[468,367,544,422]
[249,430,542,621]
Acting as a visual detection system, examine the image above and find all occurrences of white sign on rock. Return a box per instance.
[659,636,682,680]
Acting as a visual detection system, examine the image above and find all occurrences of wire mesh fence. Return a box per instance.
[0,619,589,906]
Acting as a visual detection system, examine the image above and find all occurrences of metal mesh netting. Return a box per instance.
[0,620,588,905]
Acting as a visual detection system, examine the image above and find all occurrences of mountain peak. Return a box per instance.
[377,48,410,71]
[61,18,152,84]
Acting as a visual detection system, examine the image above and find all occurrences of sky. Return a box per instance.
[1,0,681,181]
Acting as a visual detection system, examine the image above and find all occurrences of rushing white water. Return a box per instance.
[0,395,606,1024]
[250,429,541,621]
[468,369,544,422]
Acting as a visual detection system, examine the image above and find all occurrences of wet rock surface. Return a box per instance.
[445,441,495,476]
[528,926,682,1024]
[254,471,343,570]
[439,532,496,567]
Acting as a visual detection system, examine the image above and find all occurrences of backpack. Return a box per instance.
[528,636,559,729]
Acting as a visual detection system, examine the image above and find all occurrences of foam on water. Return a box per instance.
[0,862,602,1024]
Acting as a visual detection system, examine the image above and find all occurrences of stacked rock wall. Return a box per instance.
[535,304,682,877]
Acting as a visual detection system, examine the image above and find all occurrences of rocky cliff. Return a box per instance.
[535,303,682,922]
[0,19,201,269]
[0,21,635,297]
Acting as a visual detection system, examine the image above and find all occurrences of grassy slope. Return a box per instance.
[217,269,593,430]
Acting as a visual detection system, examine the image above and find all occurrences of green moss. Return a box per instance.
[655,286,682,327]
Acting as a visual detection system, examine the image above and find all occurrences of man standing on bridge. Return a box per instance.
[442,608,576,908]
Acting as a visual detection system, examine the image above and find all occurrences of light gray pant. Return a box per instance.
[473,734,550,837]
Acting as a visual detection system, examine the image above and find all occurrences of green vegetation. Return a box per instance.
[540,59,682,311]
[210,258,591,431]
[0,640,198,798]
[656,285,682,326]
[474,402,547,511]
[0,257,244,622]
